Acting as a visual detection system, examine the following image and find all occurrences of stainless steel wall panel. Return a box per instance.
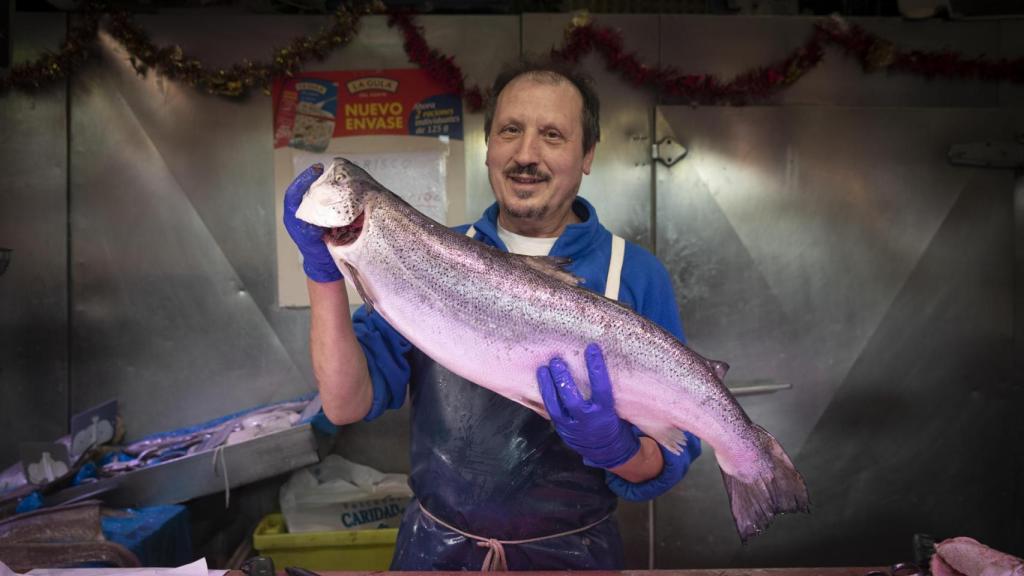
[106,16,322,311]
[659,15,1001,107]
[791,178,1015,564]
[97,15,352,389]
[0,13,69,469]
[70,45,313,440]
[523,14,659,249]
[653,105,1018,566]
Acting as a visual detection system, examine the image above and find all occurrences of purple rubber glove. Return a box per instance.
[283,163,343,283]
[537,343,640,469]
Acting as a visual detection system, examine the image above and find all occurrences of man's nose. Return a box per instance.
[512,131,541,165]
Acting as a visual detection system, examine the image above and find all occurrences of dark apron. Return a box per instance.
[389,349,624,570]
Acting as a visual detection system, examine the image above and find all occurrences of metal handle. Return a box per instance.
[727,380,792,396]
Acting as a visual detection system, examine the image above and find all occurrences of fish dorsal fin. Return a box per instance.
[520,255,583,287]
[693,349,730,380]
[708,359,730,380]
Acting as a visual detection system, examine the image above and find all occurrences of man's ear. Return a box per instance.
[582,145,596,175]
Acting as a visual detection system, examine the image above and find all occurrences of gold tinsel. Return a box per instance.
[865,39,896,72]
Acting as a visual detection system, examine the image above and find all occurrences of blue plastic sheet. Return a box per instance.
[102,505,193,567]
[15,491,42,513]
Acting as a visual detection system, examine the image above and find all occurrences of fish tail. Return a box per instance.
[720,425,810,542]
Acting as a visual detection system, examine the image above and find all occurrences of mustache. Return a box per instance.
[505,164,550,180]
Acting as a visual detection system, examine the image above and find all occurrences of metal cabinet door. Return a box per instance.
[653,105,1021,566]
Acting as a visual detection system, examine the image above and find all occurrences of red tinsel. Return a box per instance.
[392,12,1024,110]
[387,11,485,111]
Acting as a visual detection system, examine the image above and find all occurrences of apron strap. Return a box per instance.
[604,234,626,301]
[417,501,610,571]
[466,226,624,302]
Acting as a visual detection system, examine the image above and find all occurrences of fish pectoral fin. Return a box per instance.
[638,425,690,455]
[340,262,376,315]
[520,255,583,286]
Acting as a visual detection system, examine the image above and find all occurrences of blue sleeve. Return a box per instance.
[606,432,701,501]
[605,243,699,500]
[351,304,413,421]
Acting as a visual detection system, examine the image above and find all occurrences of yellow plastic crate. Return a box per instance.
[253,513,398,570]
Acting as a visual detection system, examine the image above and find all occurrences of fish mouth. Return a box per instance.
[325,211,365,247]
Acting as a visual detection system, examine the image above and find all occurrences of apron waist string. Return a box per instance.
[417,501,611,571]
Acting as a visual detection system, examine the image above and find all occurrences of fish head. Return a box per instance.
[295,158,378,249]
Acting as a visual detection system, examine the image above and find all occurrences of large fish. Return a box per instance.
[296,158,810,541]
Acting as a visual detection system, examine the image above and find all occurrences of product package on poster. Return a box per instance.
[273,69,463,152]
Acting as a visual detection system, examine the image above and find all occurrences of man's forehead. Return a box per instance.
[494,75,584,121]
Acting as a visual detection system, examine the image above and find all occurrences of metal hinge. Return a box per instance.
[652,137,688,167]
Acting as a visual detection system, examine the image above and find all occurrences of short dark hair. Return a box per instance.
[483,56,601,154]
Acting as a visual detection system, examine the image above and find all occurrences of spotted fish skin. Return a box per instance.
[296,158,810,541]
[932,537,1024,576]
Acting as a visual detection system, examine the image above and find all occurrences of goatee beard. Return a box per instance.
[502,203,549,221]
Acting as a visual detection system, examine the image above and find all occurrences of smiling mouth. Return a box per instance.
[325,211,365,246]
[508,175,548,185]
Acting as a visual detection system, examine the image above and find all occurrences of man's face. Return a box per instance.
[485,75,595,236]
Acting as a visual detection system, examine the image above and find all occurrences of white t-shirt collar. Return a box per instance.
[497,223,558,256]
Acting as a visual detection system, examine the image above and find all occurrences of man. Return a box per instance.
[283,58,701,570]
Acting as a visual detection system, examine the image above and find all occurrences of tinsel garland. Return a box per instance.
[108,0,380,97]
[554,15,826,104]
[0,6,101,91]
[4,6,1024,105]
[1,0,380,97]
[386,11,486,111]
[551,15,825,104]
[389,11,1024,109]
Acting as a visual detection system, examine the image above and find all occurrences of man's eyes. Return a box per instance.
[497,125,564,141]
